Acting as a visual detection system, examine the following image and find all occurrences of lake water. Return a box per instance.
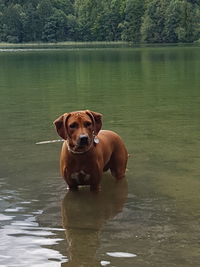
[0,45,200,266]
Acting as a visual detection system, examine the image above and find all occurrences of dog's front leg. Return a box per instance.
[63,168,79,191]
[89,167,102,192]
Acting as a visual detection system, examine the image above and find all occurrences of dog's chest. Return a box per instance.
[70,170,91,184]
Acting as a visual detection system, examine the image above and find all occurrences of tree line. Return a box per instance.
[0,0,199,43]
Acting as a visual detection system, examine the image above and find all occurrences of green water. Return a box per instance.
[0,46,200,266]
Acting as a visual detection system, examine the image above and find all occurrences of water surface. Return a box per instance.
[0,46,200,266]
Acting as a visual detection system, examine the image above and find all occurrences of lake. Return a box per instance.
[0,45,200,266]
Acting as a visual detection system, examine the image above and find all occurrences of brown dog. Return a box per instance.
[54,110,128,191]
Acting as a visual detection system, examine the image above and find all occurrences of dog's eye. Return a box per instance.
[69,122,78,129]
[84,121,92,127]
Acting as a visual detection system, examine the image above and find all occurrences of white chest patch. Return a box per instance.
[70,170,90,184]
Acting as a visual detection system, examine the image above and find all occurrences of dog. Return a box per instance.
[54,110,128,191]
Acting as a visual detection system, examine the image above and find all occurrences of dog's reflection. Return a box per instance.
[61,175,128,266]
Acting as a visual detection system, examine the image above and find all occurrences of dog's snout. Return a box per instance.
[79,135,89,146]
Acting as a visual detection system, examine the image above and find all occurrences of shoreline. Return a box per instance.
[0,41,199,50]
[0,41,127,47]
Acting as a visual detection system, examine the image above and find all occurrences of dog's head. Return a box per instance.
[54,110,102,153]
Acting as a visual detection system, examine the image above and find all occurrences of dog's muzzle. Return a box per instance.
[78,134,89,146]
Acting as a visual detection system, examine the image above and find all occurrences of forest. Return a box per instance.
[0,0,199,43]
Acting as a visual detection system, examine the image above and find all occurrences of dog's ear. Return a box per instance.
[86,110,102,135]
[53,113,70,140]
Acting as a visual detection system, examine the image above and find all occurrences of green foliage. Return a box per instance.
[2,4,26,42]
[42,9,67,42]
[74,0,97,41]
[164,0,200,43]
[23,3,41,41]
[121,0,144,42]
[0,0,199,43]
[164,0,183,42]
[141,0,170,43]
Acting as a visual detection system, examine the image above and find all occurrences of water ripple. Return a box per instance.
[106,252,137,258]
[0,196,68,266]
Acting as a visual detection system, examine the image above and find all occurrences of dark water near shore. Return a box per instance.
[0,46,200,266]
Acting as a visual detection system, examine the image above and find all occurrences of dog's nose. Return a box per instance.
[79,135,89,146]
